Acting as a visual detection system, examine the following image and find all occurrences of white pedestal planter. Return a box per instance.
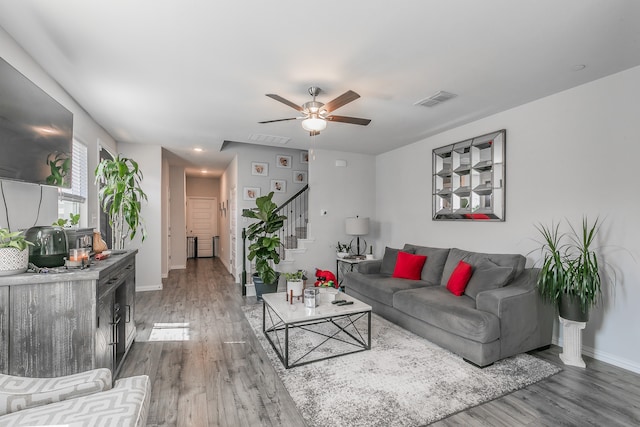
[286,280,304,303]
[559,316,587,368]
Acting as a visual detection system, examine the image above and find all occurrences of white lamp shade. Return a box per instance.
[345,217,369,236]
[301,117,327,132]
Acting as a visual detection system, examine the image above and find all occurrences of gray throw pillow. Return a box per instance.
[380,246,414,276]
[464,258,514,299]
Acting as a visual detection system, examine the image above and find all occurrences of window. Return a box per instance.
[58,139,88,225]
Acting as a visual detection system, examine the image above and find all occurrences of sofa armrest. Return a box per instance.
[0,368,112,416]
[476,269,554,357]
[356,260,382,274]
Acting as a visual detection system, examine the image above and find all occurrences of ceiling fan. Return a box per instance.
[259,86,371,136]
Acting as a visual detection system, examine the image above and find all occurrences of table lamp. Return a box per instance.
[345,216,369,256]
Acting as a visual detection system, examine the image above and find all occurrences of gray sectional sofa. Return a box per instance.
[343,244,554,367]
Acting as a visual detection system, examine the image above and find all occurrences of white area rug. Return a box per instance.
[243,302,560,426]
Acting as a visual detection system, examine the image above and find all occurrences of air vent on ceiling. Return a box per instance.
[247,133,291,144]
[415,91,457,107]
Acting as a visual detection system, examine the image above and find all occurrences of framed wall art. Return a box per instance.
[243,187,261,201]
[293,170,307,184]
[276,155,292,168]
[251,162,268,176]
[300,151,309,163]
[270,179,286,193]
[432,129,506,221]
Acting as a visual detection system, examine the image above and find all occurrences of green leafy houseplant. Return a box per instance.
[535,217,604,320]
[53,213,80,227]
[95,155,148,250]
[0,228,33,251]
[284,270,305,281]
[0,228,33,276]
[242,191,287,286]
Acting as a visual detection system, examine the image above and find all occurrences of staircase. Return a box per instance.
[243,185,314,296]
[275,185,312,267]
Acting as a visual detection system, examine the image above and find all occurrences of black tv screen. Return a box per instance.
[0,56,73,188]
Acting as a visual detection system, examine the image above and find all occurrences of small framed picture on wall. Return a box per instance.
[251,162,268,176]
[243,187,261,201]
[293,171,307,183]
[276,155,292,168]
[270,179,286,193]
[300,151,309,163]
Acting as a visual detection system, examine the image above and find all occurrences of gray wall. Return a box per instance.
[376,65,640,373]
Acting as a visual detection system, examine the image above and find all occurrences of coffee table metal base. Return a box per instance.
[262,301,371,369]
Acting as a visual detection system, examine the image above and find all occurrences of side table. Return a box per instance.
[336,256,376,291]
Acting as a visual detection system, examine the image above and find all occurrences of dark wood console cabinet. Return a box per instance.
[0,250,137,378]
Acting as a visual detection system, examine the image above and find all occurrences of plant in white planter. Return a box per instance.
[284,270,305,301]
[0,228,33,276]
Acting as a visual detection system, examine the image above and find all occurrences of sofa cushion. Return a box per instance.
[392,251,427,280]
[0,375,150,427]
[344,272,429,306]
[0,368,112,416]
[380,246,415,276]
[439,248,526,287]
[464,259,514,299]
[393,287,501,343]
[446,260,473,296]
[403,244,450,285]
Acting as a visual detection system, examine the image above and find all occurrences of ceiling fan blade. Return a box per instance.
[266,94,303,112]
[327,115,371,126]
[258,117,299,124]
[323,90,360,113]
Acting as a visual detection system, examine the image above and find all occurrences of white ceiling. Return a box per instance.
[1,0,639,177]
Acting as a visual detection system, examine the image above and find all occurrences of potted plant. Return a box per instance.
[53,213,80,228]
[284,270,306,301]
[336,241,351,258]
[95,155,148,250]
[242,191,287,300]
[0,228,33,276]
[535,217,605,322]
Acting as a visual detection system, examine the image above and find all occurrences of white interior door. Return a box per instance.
[187,197,217,258]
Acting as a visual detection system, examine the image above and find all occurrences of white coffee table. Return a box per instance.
[262,291,372,369]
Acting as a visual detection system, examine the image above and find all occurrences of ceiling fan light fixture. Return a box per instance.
[301,116,327,132]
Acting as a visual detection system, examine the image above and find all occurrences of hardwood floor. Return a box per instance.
[118,258,640,426]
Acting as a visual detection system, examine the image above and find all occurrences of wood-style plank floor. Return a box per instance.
[118,258,640,426]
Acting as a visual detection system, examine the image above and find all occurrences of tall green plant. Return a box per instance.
[95,155,148,249]
[242,192,287,285]
[535,217,603,313]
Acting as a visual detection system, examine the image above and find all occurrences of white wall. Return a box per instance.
[298,149,376,276]
[219,156,237,275]
[169,166,186,270]
[119,143,163,291]
[376,65,640,373]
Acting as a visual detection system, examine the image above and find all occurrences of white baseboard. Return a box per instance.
[170,264,186,270]
[136,283,163,292]
[553,336,640,374]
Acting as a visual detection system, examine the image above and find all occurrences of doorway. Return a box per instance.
[186,197,218,258]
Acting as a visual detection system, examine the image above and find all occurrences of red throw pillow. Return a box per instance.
[392,251,427,280]
[446,260,473,296]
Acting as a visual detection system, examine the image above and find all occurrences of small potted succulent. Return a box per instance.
[336,241,351,258]
[0,228,33,276]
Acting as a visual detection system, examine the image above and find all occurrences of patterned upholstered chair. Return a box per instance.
[0,369,150,427]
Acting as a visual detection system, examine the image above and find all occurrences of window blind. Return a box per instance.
[60,139,87,202]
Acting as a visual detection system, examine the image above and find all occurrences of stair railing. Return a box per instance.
[275,184,309,260]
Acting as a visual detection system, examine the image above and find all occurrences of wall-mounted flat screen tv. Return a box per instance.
[0,56,73,188]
